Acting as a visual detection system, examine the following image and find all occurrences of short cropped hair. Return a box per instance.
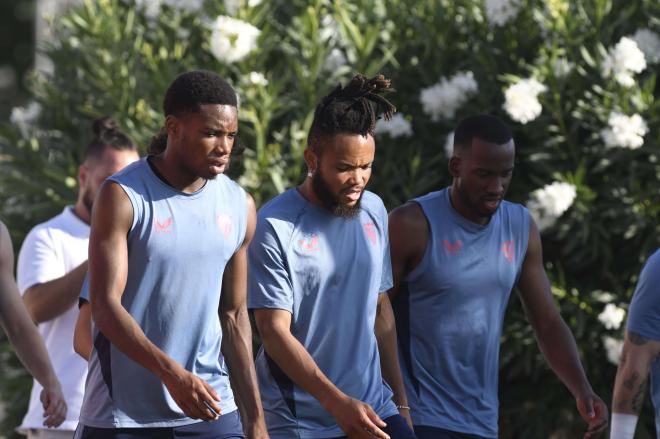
[453,114,513,152]
[163,70,237,117]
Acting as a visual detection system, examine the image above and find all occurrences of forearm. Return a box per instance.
[261,328,345,412]
[93,298,179,380]
[375,296,408,407]
[534,316,592,396]
[221,307,264,424]
[612,344,651,415]
[24,261,88,323]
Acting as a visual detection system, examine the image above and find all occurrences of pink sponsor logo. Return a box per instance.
[363,222,377,245]
[502,240,514,263]
[154,217,173,233]
[299,234,319,252]
[216,214,233,239]
[443,239,462,254]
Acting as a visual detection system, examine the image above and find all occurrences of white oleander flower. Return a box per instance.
[246,71,268,86]
[419,71,478,121]
[444,132,454,158]
[601,112,648,149]
[631,28,660,64]
[135,0,162,18]
[598,303,626,330]
[603,336,623,365]
[210,16,261,63]
[485,0,522,26]
[223,0,240,15]
[323,48,347,73]
[320,14,342,44]
[552,57,573,78]
[163,0,204,12]
[248,0,262,7]
[503,78,546,124]
[527,181,576,231]
[10,101,42,136]
[602,37,646,87]
[375,113,413,138]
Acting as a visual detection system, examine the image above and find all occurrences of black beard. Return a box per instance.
[311,169,361,218]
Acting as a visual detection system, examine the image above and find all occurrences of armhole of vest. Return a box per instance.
[109,179,139,238]
[402,199,432,283]
[515,206,532,283]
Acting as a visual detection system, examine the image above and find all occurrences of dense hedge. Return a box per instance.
[1,0,658,436]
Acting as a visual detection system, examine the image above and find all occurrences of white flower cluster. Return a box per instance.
[210,16,261,63]
[164,0,204,12]
[600,112,648,149]
[419,71,478,121]
[223,0,262,15]
[527,181,577,231]
[503,78,546,124]
[10,101,42,137]
[602,336,623,365]
[323,48,348,73]
[134,0,161,19]
[598,303,626,330]
[484,0,522,26]
[246,71,268,87]
[631,28,660,64]
[375,113,413,139]
[602,37,646,87]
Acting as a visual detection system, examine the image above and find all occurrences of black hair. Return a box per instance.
[307,74,396,153]
[149,70,240,155]
[84,116,137,162]
[453,114,513,152]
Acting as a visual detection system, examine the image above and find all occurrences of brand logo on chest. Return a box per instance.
[299,233,320,252]
[216,214,233,239]
[363,222,377,245]
[502,240,515,263]
[154,217,173,233]
[443,239,462,255]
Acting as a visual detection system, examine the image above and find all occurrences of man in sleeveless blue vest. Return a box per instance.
[388,114,608,439]
[75,71,268,438]
[247,75,416,439]
[611,249,660,438]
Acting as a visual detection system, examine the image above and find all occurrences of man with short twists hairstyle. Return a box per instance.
[388,114,608,439]
[75,70,267,438]
[248,74,416,439]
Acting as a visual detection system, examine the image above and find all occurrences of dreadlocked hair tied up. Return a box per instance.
[307,74,396,152]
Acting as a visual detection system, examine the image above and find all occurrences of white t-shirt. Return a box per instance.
[16,207,90,432]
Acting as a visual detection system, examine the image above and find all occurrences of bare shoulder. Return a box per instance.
[0,221,11,267]
[92,181,133,233]
[389,201,429,238]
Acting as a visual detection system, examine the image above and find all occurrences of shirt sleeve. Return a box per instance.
[379,203,393,294]
[16,226,63,295]
[78,273,90,306]
[247,217,294,313]
[627,250,660,341]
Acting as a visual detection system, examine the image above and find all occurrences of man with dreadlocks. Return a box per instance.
[247,74,416,439]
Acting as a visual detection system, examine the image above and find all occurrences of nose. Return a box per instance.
[348,167,370,185]
[214,135,232,155]
[486,176,504,195]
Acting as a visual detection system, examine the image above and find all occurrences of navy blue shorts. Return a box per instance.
[75,410,244,438]
[330,414,417,439]
[414,425,491,439]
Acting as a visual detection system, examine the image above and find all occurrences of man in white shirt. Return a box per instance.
[16,117,138,438]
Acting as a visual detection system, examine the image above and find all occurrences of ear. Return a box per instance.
[303,148,318,173]
[448,156,461,178]
[78,164,88,188]
[165,115,181,141]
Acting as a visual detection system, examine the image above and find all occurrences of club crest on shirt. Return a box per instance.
[216,214,233,239]
[502,240,515,263]
[298,233,320,252]
[153,217,173,233]
[363,222,377,245]
[443,239,462,255]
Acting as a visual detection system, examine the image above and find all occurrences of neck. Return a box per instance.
[298,177,324,208]
[72,202,91,225]
[448,183,490,226]
[152,152,205,193]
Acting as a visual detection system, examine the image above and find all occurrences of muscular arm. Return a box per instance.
[612,331,660,415]
[386,202,428,302]
[374,292,410,425]
[23,261,87,324]
[517,218,607,438]
[219,194,267,437]
[254,309,388,439]
[0,222,66,427]
[89,181,218,421]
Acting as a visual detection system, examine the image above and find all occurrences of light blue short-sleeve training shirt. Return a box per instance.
[392,188,530,438]
[626,249,660,437]
[79,158,247,428]
[248,188,397,439]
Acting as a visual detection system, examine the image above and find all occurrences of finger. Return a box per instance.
[202,380,220,402]
[198,386,222,415]
[582,398,595,419]
[361,416,389,439]
[365,405,387,428]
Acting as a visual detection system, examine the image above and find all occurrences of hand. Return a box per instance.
[576,390,608,439]
[162,365,222,421]
[398,406,413,429]
[328,395,390,439]
[40,385,67,428]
